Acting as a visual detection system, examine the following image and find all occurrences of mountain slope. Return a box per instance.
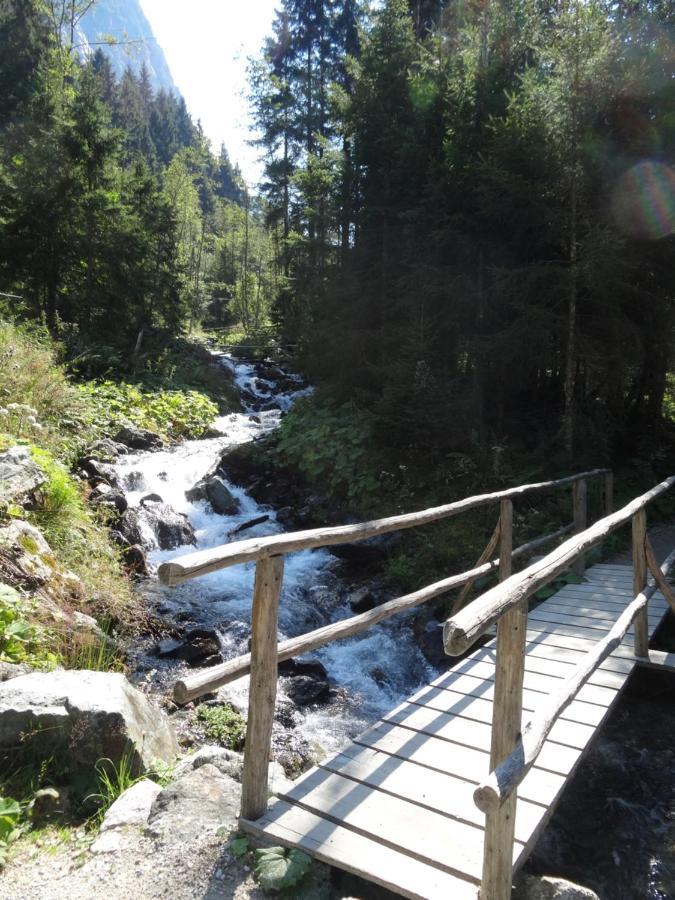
[77,0,176,94]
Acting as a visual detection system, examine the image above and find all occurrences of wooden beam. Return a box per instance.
[632,510,648,658]
[473,547,675,813]
[572,479,587,576]
[481,499,524,899]
[173,525,575,704]
[158,470,610,586]
[240,555,284,822]
[645,536,675,613]
[443,477,675,656]
[452,517,501,615]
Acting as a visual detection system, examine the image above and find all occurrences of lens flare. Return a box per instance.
[611,160,675,241]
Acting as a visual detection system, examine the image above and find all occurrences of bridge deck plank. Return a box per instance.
[241,564,668,897]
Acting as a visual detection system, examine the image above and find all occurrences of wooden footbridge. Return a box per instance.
[159,470,675,899]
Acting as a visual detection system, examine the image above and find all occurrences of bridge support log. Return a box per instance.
[632,510,648,658]
[481,499,525,899]
[240,555,284,822]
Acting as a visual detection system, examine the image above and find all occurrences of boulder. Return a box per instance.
[85,439,128,460]
[77,457,119,487]
[416,619,447,668]
[278,658,328,681]
[0,521,85,605]
[0,670,178,774]
[140,493,163,506]
[99,778,162,832]
[90,483,128,515]
[115,425,164,451]
[0,662,31,682]
[514,875,600,900]
[185,474,240,516]
[347,587,378,614]
[138,501,196,550]
[122,544,150,578]
[173,746,294,797]
[115,509,145,547]
[155,628,222,667]
[146,764,240,843]
[0,446,46,502]
[283,674,330,706]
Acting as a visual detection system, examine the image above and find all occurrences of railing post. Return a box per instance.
[481,498,525,899]
[240,555,284,822]
[604,471,614,516]
[632,509,648,658]
[572,478,587,576]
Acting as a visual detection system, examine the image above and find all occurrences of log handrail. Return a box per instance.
[158,468,609,586]
[172,522,574,704]
[473,546,675,814]
[443,476,675,656]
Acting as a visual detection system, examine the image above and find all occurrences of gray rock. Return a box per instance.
[0,670,178,774]
[155,628,222,667]
[0,662,31,682]
[100,778,162,832]
[115,509,144,546]
[173,747,294,796]
[115,426,164,451]
[283,674,330,706]
[348,587,377,613]
[185,473,240,516]
[140,493,163,506]
[146,764,240,842]
[89,829,130,854]
[86,439,128,460]
[0,446,46,502]
[514,874,600,900]
[78,457,120,487]
[140,501,196,550]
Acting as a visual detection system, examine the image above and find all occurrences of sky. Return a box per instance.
[139,0,280,188]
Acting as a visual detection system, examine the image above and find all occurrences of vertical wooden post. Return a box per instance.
[240,555,284,822]
[604,471,614,516]
[632,509,648,658]
[481,499,526,899]
[572,478,587,576]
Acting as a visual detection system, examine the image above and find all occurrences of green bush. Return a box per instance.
[196,703,246,750]
[0,584,56,667]
[275,397,380,507]
[77,381,218,441]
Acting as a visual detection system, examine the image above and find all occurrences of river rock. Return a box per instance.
[416,618,447,668]
[278,658,328,681]
[0,670,178,774]
[145,764,240,843]
[115,509,145,546]
[90,483,128,514]
[140,493,163,506]
[347,587,378,613]
[514,875,600,900]
[0,662,31,682]
[115,425,164,451]
[122,544,150,577]
[0,446,46,502]
[185,474,240,516]
[77,457,120,487]
[283,674,330,706]
[99,778,162,832]
[85,439,128,460]
[140,501,196,550]
[155,628,222,667]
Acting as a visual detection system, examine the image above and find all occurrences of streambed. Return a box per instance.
[114,352,433,762]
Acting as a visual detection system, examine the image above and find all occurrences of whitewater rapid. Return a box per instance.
[114,353,433,758]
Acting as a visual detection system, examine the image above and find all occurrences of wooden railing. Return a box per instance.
[159,468,611,823]
[442,475,675,899]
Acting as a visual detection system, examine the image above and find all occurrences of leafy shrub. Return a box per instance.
[196,703,246,750]
[0,796,22,867]
[0,585,56,667]
[77,381,218,440]
[275,397,379,506]
[254,846,313,892]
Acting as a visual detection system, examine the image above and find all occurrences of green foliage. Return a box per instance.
[534,572,585,602]
[77,380,218,441]
[196,703,246,750]
[0,584,56,667]
[228,833,250,859]
[0,796,22,867]
[276,398,379,507]
[254,846,313,893]
[85,751,142,825]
